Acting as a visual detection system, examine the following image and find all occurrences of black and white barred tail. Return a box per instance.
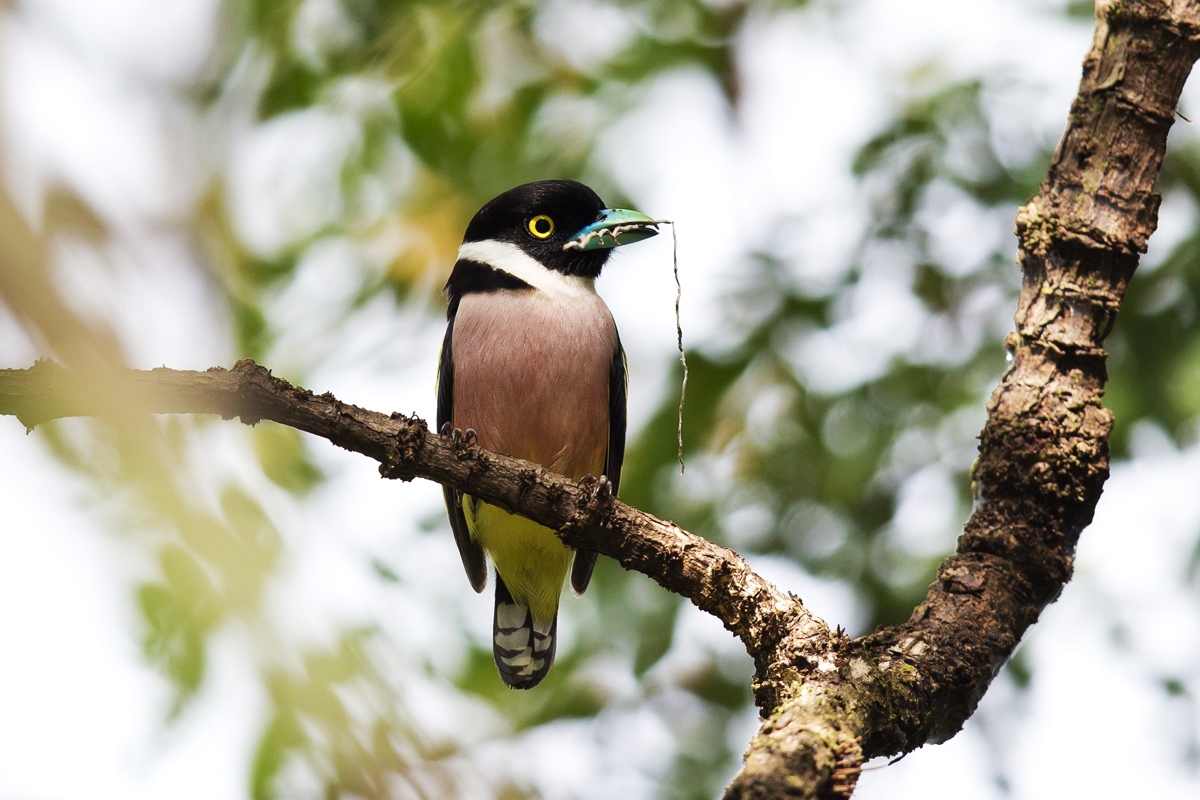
[493,574,556,689]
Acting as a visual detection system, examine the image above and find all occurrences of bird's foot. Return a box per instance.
[578,474,614,502]
[439,424,478,450]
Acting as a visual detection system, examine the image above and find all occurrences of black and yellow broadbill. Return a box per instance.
[438,180,660,689]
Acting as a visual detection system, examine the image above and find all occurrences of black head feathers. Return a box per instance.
[462,180,615,278]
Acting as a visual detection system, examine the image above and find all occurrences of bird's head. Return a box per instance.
[462,180,660,279]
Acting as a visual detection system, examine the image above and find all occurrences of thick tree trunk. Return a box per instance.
[726,2,1200,796]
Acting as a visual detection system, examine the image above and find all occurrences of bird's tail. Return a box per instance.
[493,573,556,689]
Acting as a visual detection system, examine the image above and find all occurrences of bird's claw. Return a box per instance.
[440,424,478,449]
[579,474,614,502]
[440,422,463,445]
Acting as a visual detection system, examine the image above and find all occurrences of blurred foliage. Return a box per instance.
[1105,141,1200,454]
[7,0,1200,798]
[249,629,471,800]
[627,76,1039,630]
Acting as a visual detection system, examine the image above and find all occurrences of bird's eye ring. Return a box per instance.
[528,215,555,239]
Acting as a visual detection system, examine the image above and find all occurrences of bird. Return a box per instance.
[438,179,659,689]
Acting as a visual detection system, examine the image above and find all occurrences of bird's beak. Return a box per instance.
[565,208,662,251]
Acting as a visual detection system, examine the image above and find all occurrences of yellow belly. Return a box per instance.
[464,499,573,623]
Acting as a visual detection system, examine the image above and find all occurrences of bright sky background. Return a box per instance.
[2,0,1200,798]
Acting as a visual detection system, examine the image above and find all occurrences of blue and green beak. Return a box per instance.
[566,208,662,251]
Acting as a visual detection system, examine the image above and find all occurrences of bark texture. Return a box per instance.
[1,3,1198,797]
[0,358,830,672]
[725,3,1200,796]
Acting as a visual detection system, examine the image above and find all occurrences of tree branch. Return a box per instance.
[0,358,831,673]
[727,2,1200,797]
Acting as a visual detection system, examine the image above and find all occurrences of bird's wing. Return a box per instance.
[570,334,626,595]
[438,321,488,593]
[606,339,629,496]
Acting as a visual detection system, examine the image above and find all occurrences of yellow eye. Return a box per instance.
[528,215,555,239]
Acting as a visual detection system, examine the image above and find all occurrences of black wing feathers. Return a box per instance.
[569,333,626,595]
[438,321,488,593]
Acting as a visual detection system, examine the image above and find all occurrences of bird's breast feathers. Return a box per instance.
[449,287,615,479]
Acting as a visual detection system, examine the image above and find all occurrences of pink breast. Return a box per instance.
[451,290,616,479]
